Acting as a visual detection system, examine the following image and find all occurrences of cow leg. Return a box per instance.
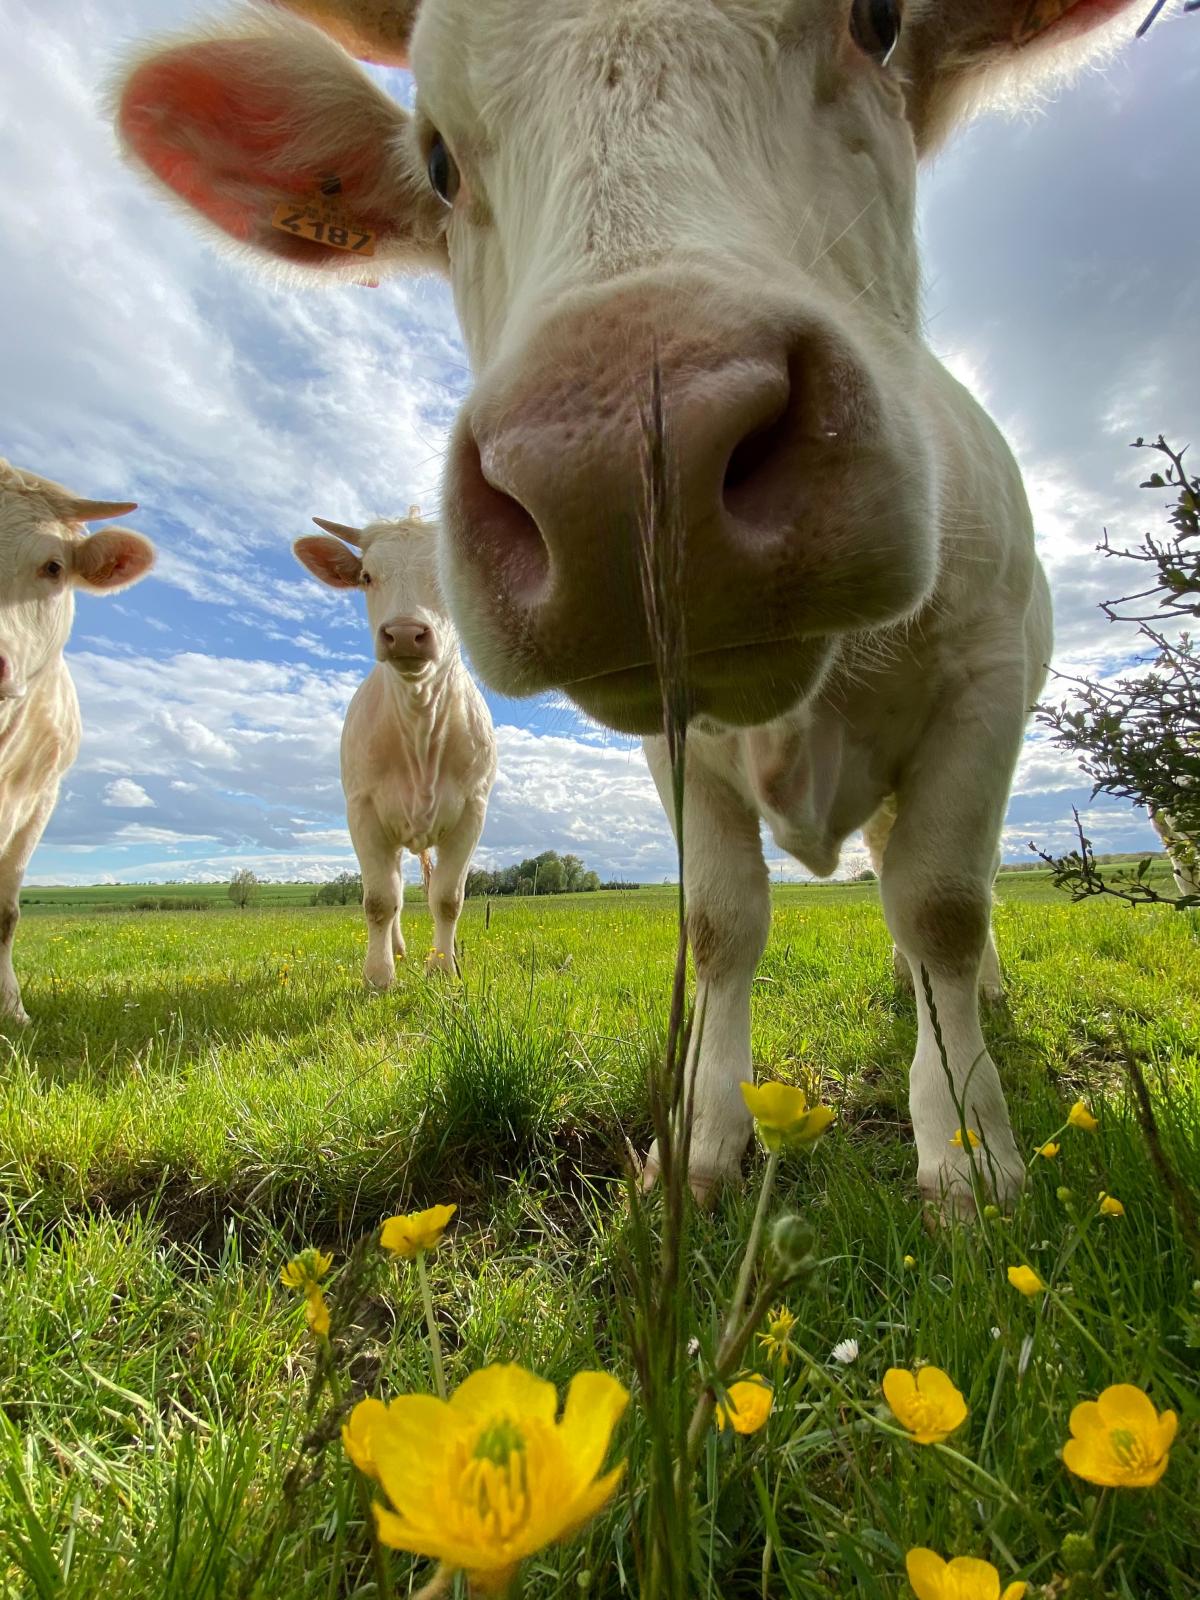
[0,792,57,1025]
[643,737,770,1196]
[877,688,1026,1213]
[864,797,1003,1001]
[348,802,402,990]
[425,801,486,976]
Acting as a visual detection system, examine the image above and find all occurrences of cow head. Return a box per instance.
[294,507,452,676]
[0,461,155,701]
[117,0,1139,733]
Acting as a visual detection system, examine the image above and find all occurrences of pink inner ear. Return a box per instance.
[76,530,156,590]
[294,535,362,587]
[118,44,394,264]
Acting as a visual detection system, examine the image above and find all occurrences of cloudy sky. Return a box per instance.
[2,0,1196,886]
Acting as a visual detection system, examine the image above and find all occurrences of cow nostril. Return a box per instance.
[455,432,551,606]
[723,401,792,509]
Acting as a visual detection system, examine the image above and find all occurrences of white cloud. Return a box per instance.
[114,824,218,846]
[102,777,155,809]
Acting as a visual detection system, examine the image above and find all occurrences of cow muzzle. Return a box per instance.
[443,275,933,735]
[377,617,438,672]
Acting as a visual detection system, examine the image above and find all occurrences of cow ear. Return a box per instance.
[262,0,420,67]
[294,534,363,587]
[896,0,1142,155]
[114,12,446,281]
[73,529,156,592]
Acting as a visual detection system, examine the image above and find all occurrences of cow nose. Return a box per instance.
[442,276,924,732]
[377,617,437,665]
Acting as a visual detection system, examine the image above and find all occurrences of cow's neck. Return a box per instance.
[379,651,462,751]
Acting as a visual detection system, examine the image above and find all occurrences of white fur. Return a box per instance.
[294,515,497,982]
[0,462,155,1023]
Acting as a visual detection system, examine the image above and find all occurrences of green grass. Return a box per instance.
[1,881,1197,1597]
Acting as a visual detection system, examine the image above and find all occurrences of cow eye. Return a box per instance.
[849,0,901,64]
[39,559,65,580]
[361,570,373,587]
[427,134,460,207]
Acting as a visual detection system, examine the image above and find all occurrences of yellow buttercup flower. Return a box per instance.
[304,1287,331,1338]
[342,1397,387,1479]
[757,1306,797,1367]
[380,1203,457,1260]
[903,1254,916,1269]
[1036,1141,1060,1159]
[715,1378,773,1435]
[1062,1383,1176,1488]
[1098,1193,1125,1218]
[344,1363,628,1593]
[882,1367,968,1445]
[740,1081,835,1152]
[906,1548,1027,1600]
[949,1127,980,1150]
[1007,1265,1045,1298]
[1068,1100,1099,1132]
[280,1248,333,1293]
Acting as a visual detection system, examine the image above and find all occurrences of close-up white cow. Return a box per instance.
[294,508,496,984]
[115,0,1144,1209]
[0,461,155,1024]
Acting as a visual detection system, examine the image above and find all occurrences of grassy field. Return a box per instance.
[1,878,1197,1598]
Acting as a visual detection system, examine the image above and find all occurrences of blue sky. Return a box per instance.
[2,0,1197,885]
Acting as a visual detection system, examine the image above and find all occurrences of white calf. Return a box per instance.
[0,461,155,1023]
[118,0,1142,1208]
[294,509,496,983]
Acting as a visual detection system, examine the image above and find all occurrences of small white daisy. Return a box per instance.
[830,1338,859,1365]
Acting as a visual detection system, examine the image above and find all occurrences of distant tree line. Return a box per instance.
[311,871,363,906]
[464,850,610,897]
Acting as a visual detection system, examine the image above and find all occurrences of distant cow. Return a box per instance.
[0,462,155,1023]
[119,0,1143,1210]
[294,509,496,983]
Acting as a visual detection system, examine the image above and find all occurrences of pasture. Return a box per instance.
[1,877,1197,1598]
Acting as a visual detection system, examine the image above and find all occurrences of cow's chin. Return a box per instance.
[563,638,833,737]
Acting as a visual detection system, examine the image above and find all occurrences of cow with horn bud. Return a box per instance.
[1,461,156,1024]
[294,506,496,982]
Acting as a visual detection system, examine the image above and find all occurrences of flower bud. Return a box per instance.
[1060,1532,1095,1574]
[1056,1186,1073,1204]
[982,1204,1001,1221]
[769,1214,817,1279]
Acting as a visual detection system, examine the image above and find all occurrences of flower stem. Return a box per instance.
[319,1338,394,1600]
[727,1150,780,1333]
[416,1251,448,1402]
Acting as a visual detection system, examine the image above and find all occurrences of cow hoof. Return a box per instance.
[918,1153,1023,1221]
[638,1148,723,1207]
[424,952,457,977]
[1,1003,30,1027]
[363,968,395,991]
[980,981,1005,1007]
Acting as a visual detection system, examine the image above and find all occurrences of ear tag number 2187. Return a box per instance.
[271,199,377,256]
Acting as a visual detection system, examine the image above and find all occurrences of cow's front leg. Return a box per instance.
[0,794,57,1025]
[643,738,770,1196]
[425,800,487,976]
[348,801,402,990]
[878,687,1026,1213]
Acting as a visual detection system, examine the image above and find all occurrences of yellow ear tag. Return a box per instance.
[1013,0,1079,45]
[271,184,377,256]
